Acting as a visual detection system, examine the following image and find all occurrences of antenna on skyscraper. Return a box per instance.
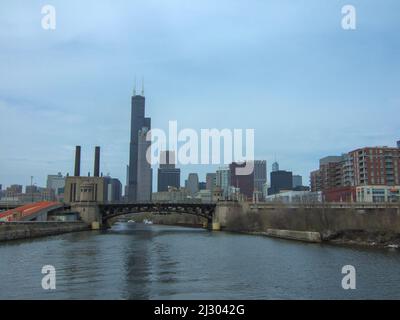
[141,76,145,96]
[133,76,137,96]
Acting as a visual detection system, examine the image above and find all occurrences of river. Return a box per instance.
[0,223,399,299]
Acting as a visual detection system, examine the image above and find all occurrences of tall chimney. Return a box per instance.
[74,146,81,177]
[94,146,100,177]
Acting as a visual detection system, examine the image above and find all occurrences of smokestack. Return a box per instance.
[74,146,81,177]
[94,146,100,177]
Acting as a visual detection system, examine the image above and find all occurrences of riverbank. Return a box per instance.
[214,202,400,248]
[0,221,89,242]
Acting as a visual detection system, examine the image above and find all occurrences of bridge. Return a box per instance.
[70,201,219,229]
[99,202,216,221]
[0,201,65,222]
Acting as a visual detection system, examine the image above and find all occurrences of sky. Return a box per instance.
[0,0,399,190]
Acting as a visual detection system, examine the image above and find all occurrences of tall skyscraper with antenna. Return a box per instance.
[127,79,152,201]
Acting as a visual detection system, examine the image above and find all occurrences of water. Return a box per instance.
[0,223,400,299]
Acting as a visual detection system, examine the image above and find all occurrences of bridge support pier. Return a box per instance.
[71,202,101,229]
[211,221,221,231]
[205,216,221,231]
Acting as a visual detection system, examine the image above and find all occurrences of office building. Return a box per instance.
[6,185,23,197]
[136,127,152,201]
[25,185,39,195]
[157,151,180,192]
[216,167,230,198]
[292,175,303,189]
[104,177,122,202]
[254,160,267,200]
[47,172,65,196]
[127,88,151,201]
[206,173,217,192]
[185,173,199,196]
[198,182,206,190]
[230,162,254,199]
[269,170,293,195]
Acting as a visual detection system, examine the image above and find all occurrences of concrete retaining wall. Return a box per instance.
[0,221,89,242]
[215,202,400,242]
[264,229,321,243]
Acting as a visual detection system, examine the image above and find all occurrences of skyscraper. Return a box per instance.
[206,173,216,192]
[292,175,303,188]
[216,167,230,198]
[272,161,279,172]
[229,162,254,200]
[254,160,267,199]
[269,170,293,195]
[136,127,152,201]
[157,151,180,192]
[127,88,152,201]
[185,173,199,196]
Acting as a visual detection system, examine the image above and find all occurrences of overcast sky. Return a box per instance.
[0,0,399,189]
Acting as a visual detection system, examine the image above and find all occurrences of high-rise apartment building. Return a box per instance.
[349,147,400,186]
[310,143,400,202]
[310,170,321,192]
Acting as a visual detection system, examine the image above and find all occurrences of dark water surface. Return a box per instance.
[0,223,399,299]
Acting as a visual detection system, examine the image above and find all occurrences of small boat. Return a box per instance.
[143,219,153,225]
[127,220,136,223]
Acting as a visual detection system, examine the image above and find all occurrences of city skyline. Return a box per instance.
[1,0,400,189]
[2,1,400,304]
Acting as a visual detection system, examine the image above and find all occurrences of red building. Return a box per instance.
[349,147,400,186]
[324,186,356,202]
[310,143,400,202]
[229,162,254,200]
